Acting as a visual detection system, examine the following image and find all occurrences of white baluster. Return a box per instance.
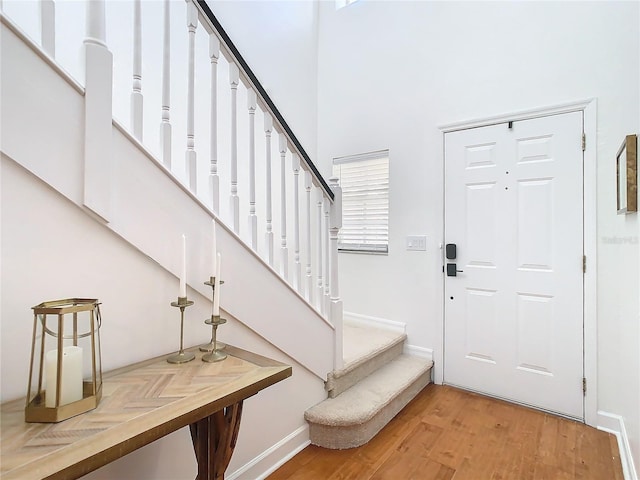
[185,2,198,193]
[292,153,301,292]
[329,177,343,370]
[316,193,324,313]
[209,34,220,212]
[323,195,330,314]
[83,0,112,221]
[305,171,313,303]
[264,113,274,266]
[131,0,143,140]
[279,133,289,281]
[229,63,240,233]
[248,88,258,249]
[160,0,171,169]
[40,0,55,56]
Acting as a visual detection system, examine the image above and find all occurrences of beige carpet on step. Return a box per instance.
[341,324,405,370]
[306,354,431,449]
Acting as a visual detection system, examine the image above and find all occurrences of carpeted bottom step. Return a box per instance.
[326,324,406,398]
[305,354,433,450]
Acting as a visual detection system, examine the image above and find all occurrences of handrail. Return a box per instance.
[195,0,334,202]
[2,0,343,371]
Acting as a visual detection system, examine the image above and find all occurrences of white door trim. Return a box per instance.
[436,98,598,426]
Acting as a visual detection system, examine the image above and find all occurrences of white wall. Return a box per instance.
[317,0,639,474]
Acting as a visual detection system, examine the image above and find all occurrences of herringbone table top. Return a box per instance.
[0,345,291,480]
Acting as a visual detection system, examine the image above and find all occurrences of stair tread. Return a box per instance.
[341,324,406,375]
[306,354,432,426]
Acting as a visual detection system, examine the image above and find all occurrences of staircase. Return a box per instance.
[1,1,433,474]
[305,323,433,449]
[0,0,343,379]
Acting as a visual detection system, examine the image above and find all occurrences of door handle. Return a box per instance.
[446,263,463,277]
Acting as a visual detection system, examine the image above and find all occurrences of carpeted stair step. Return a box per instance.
[326,324,406,398]
[305,354,433,450]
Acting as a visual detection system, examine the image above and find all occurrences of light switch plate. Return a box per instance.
[406,235,427,251]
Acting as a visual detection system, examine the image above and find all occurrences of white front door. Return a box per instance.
[444,111,584,419]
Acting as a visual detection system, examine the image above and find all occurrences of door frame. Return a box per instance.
[435,98,597,426]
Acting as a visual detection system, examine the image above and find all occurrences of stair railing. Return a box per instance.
[0,0,344,370]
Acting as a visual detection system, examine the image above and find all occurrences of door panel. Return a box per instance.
[444,112,584,420]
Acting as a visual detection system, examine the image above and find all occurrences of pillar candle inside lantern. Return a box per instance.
[45,346,83,408]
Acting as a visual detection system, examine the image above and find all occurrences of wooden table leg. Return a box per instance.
[190,401,244,480]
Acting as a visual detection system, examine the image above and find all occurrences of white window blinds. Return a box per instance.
[332,150,389,254]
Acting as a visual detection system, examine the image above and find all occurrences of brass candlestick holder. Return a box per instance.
[200,277,226,352]
[167,297,195,364]
[202,315,227,363]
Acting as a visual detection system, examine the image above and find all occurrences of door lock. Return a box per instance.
[446,263,463,277]
[445,243,457,259]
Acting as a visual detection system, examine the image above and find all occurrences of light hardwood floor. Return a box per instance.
[268,384,623,480]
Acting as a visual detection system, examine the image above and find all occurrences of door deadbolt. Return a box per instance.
[445,243,457,260]
[446,263,463,277]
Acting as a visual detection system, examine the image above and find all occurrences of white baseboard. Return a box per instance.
[343,311,406,333]
[404,344,434,364]
[227,425,310,480]
[597,410,638,480]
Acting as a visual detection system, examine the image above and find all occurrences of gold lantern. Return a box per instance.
[26,298,103,423]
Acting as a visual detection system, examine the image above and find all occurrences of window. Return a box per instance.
[332,150,389,254]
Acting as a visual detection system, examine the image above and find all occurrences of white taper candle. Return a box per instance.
[213,252,221,316]
[211,219,217,275]
[179,234,187,298]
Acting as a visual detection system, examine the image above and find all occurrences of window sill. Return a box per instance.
[338,249,388,256]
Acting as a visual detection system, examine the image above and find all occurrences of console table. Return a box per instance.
[0,345,292,480]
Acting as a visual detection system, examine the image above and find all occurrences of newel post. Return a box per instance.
[83,0,113,222]
[329,177,343,370]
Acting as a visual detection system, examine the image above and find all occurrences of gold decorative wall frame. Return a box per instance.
[616,134,637,214]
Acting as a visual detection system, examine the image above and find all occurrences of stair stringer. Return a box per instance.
[0,18,334,380]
